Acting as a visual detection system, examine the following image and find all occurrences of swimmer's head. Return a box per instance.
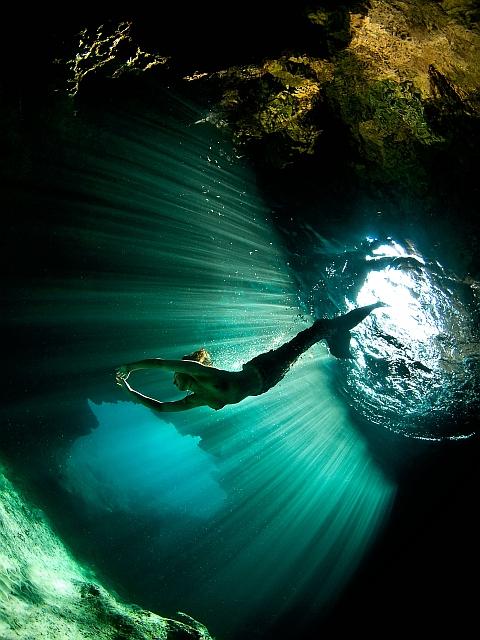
[173,348,213,390]
[182,348,213,366]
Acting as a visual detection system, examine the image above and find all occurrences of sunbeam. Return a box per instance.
[7,92,394,638]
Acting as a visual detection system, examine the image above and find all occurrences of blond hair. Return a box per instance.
[182,348,213,366]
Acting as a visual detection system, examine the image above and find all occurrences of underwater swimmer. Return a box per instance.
[115,302,384,412]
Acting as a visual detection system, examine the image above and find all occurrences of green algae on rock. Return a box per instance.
[193,0,479,186]
[66,21,170,97]
[61,2,479,188]
[204,56,335,168]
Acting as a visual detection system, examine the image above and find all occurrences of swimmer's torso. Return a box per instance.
[183,367,262,410]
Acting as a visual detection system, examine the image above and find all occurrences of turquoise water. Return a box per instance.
[3,89,478,639]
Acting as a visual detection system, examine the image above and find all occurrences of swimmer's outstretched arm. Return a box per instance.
[117,359,211,377]
[117,378,207,412]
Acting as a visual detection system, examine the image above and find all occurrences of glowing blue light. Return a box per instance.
[66,401,227,520]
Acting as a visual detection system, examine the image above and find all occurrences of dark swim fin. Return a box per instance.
[326,301,385,359]
[334,301,385,331]
[326,329,353,359]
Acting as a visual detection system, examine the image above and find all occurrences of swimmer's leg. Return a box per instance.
[269,302,384,364]
[246,319,337,393]
[246,302,384,394]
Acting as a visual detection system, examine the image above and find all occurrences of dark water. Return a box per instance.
[2,85,479,639]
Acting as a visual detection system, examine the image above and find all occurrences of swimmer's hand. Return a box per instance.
[115,373,136,394]
[115,375,145,406]
[116,375,127,387]
[116,369,133,392]
[115,365,131,382]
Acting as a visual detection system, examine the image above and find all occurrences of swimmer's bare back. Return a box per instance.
[116,358,260,412]
[115,302,384,412]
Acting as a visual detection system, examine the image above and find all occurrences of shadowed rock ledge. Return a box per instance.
[60,1,480,188]
[48,0,480,273]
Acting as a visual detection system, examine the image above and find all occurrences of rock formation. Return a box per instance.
[0,469,212,640]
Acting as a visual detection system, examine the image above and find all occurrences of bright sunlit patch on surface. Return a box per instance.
[368,239,425,265]
[357,267,440,342]
[339,237,479,440]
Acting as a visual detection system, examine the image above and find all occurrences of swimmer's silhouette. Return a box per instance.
[115,302,384,412]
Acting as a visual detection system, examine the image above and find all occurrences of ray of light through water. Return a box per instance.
[8,94,395,638]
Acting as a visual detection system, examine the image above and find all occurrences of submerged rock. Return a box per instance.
[191,0,480,185]
[65,21,170,100]
[58,2,479,195]
[0,469,212,640]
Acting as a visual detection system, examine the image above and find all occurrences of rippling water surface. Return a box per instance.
[301,236,480,440]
